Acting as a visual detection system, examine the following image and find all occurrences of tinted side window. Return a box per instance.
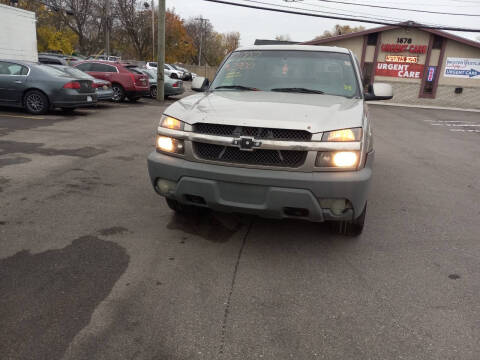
[39,58,61,65]
[0,62,28,75]
[90,63,117,72]
[76,63,92,71]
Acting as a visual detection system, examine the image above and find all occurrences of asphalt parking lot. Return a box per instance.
[0,93,479,359]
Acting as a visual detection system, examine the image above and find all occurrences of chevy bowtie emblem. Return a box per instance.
[232,136,261,151]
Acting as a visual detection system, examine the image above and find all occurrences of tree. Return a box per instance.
[313,24,366,40]
[223,31,240,54]
[185,17,214,66]
[18,0,79,54]
[165,10,196,63]
[44,0,102,54]
[114,0,152,60]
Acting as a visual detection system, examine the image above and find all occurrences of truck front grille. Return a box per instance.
[193,142,307,168]
[193,123,312,141]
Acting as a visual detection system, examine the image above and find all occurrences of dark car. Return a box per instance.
[73,61,149,102]
[49,65,114,101]
[38,55,69,65]
[0,59,97,114]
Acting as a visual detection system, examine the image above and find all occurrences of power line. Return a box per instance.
[200,0,480,32]
[244,0,411,24]
[308,0,480,16]
[287,0,444,27]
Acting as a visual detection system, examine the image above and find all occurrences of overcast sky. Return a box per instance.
[164,0,480,46]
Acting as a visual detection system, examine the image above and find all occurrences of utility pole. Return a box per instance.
[195,17,207,66]
[156,0,165,101]
[105,0,110,57]
[151,0,155,61]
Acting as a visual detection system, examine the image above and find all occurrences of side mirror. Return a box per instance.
[364,82,393,101]
[191,76,209,92]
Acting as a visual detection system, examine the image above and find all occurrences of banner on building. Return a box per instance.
[385,55,418,63]
[375,62,424,79]
[444,57,480,78]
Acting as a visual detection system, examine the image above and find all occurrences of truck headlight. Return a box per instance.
[322,128,362,142]
[156,135,184,154]
[160,115,184,130]
[316,151,359,168]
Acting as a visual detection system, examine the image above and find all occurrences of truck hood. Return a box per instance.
[164,91,365,134]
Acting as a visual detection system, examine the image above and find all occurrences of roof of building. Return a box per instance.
[303,21,480,50]
[236,45,350,53]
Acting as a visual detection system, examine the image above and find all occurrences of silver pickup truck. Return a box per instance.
[147,45,393,235]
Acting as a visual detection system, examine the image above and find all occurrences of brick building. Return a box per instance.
[304,23,480,109]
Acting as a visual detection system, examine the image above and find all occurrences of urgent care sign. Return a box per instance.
[375,62,424,79]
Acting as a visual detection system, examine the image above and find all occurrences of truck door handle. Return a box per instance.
[14,80,22,84]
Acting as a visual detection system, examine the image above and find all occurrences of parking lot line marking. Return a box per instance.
[450,129,480,133]
[0,114,45,120]
[431,123,480,127]
[423,120,466,123]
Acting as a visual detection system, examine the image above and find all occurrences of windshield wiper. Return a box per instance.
[213,85,259,91]
[271,87,324,94]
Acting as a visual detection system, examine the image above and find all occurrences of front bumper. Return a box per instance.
[147,151,374,222]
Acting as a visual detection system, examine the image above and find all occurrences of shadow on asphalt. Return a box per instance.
[167,209,348,244]
[0,236,129,360]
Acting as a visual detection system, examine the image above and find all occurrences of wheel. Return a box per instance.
[23,90,49,115]
[335,203,367,236]
[111,84,125,102]
[170,73,178,79]
[150,86,157,98]
[61,108,75,114]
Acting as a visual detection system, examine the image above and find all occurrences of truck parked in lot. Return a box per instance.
[0,4,38,62]
[147,45,394,236]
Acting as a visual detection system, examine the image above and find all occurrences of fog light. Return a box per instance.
[155,179,177,196]
[332,152,358,167]
[156,136,184,154]
[319,198,351,215]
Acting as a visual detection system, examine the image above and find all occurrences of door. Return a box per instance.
[0,61,29,104]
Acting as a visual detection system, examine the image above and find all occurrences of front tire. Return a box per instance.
[335,203,367,236]
[112,84,125,102]
[24,90,49,115]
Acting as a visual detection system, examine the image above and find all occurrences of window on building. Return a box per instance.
[362,62,373,88]
[432,35,443,49]
[367,33,378,46]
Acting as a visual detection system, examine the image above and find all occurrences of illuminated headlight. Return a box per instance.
[156,135,184,154]
[322,128,362,142]
[160,115,184,130]
[316,151,359,168]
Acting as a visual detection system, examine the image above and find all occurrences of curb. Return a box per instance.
[368,102,480,113]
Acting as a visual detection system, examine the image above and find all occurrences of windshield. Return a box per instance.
[211,50,360,98]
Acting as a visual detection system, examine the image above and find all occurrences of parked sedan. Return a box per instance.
[0,59,97,114]
[48,65,113,101]
[138,68,185,98]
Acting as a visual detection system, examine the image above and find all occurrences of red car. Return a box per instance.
[73,61,149,102]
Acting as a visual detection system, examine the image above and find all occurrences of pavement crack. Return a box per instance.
[218,218,254,356]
